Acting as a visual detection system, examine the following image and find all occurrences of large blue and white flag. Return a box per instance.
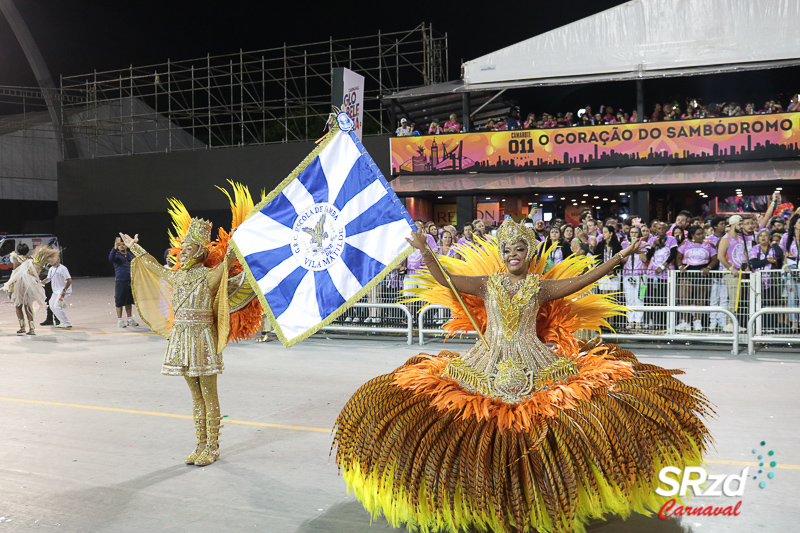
[231,119,415,347]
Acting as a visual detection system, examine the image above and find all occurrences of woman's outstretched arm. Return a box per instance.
[539,238,644,303]
[407,228,487,297]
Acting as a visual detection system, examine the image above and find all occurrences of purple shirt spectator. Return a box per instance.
[678,241,716,266]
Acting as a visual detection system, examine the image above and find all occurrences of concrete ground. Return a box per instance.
[1,278,798,533]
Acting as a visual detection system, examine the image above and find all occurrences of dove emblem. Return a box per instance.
[291,203,346,271]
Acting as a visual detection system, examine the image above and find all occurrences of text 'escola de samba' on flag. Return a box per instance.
[230,114,415,347]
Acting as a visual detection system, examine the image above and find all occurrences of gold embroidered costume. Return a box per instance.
[130,241,237,376]
[333,219,713,533]
[123,185,262,467]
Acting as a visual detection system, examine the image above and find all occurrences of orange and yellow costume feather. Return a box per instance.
[332,237,713,533]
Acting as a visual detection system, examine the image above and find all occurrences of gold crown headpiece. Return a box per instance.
[182,217,212,247]
[497,217,537,262]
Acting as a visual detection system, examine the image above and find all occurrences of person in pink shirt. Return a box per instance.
[602,106,617,124]
[717,215,755,332]
[443,114,461,133]
[706,215,729,330]
[428,118,442,135]
[621,226,648,328]
[645,222,678,330]
[788,93,800,112]
[780,210,800,331]
[676,226,718,331]
[749,229,784,331]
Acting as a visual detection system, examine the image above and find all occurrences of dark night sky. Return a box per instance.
[1,1,626,83]
[0,1,795,114]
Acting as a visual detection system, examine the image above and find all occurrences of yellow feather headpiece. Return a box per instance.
[496,217,538,262]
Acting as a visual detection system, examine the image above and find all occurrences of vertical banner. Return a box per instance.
[332,67,364,141]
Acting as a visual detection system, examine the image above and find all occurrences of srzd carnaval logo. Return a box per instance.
[655,466,747,518]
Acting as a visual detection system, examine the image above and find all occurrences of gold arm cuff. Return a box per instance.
[130,243,147,257]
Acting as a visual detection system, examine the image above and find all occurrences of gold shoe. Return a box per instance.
[17,319,26,335]
[27,322,35,336]
[185,417,206,464]
[194,417,222,466]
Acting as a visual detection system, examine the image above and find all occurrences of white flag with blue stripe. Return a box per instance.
[231,124,415,347]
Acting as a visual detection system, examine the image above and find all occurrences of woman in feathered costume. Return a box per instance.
[1,245,60,335]
[119,182,263,466]
[333,217,713,533]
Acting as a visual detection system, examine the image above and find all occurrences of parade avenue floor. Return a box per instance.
[1,278,798,532]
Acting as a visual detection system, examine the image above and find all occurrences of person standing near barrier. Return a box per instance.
[457,223,474,247]
[779,211,800,331]
[546,226,571,265]
[621,226,647,329]
[718,215,753,332]
[676,225,718,331]
[706,215,729,331]
[645,223,678,331]
[669,210,692,236]
[593,225,623,329]
[472,218,487,240]
[749,228,784,332]
[109,237,139,328]
[44,251,73,329]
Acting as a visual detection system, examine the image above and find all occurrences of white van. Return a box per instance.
[0,234,59,281]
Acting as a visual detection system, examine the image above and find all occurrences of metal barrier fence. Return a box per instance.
[747,308,800,355]
[323,270,800,353]
[321,302,413,345]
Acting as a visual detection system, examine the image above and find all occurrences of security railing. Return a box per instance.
[747,308,800,355]
[321,302,413,345]
[324,270,800,353]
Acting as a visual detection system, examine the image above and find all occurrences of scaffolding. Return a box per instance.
[58,24,448,159]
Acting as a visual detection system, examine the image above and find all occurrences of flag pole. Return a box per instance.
[425,243,488,346]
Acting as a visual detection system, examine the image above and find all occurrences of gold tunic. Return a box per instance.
[130,243,234,377]
[442,272,573,404]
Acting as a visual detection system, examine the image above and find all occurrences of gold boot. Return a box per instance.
[27,321,35,336]
[194,417,222,466]
[185,417,207,464]
[17,318,26,335]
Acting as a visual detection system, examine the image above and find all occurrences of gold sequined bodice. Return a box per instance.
[171,267,214,320]
[442,272,572,404]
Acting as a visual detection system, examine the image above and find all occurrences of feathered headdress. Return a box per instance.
[496,217,538,262]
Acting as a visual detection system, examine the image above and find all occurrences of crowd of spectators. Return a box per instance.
[395,93,800,136]
[365,191,800,334]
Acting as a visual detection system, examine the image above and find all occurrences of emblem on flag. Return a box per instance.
[231,126,415,347]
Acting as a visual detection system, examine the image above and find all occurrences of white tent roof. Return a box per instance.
[463,0,800,86]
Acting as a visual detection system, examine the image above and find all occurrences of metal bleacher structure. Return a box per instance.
[0,24,452,166]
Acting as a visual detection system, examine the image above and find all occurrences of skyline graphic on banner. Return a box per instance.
[391,113,800,175]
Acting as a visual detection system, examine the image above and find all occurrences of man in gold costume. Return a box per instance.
[120,217,255,466]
